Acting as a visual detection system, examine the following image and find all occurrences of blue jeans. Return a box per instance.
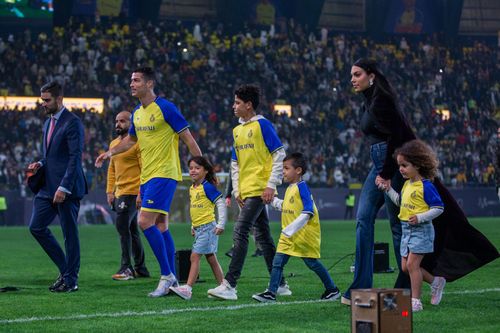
[344,142,409,299]
[268,253,337,294]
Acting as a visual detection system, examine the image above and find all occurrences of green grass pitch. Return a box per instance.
[0,218,498,332]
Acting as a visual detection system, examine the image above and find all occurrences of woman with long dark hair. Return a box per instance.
[342,59,413,304]
[342,58,498,305]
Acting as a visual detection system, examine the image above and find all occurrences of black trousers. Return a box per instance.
[114,195,145,271]
[225,197,284,287]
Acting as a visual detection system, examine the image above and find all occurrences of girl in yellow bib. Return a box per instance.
[252,153,340,302]
[382,140,445,312]
[170,156,226,300]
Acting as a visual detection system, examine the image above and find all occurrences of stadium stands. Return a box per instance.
[0,20,498,191]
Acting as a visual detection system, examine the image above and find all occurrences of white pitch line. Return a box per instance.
[0,299,324,324]
[2,288,499,325]
[443,288,500,295]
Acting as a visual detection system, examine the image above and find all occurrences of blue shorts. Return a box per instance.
[140,178,177,215]
[400,221,435,257]
[192,222,219,254]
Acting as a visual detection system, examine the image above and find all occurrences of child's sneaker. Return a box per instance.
[252,290,276,303]
[170,284,192,300]
[148,275,177,297]
[412,298,423,312]
[431,276,446,305]
[321,288,341,301]
[207,279,237,300]
[277,283,292,296]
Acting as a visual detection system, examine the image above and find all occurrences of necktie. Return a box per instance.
[47,117,56,145]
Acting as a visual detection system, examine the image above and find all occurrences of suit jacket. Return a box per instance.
[37,108,88,200]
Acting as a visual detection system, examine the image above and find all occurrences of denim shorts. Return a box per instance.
[192,222,219,254]
[400,221,435,256]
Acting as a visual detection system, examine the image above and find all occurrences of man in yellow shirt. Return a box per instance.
[107,111,149,281]
[96,67,202,297]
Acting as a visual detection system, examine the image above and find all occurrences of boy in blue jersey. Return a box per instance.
[96,67,202,297]
[381,140,445,312]
[208,84,290,300]
[252,153,340,303]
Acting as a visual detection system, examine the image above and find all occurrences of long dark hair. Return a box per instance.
[188,156,218,185]
[353,58,398,104]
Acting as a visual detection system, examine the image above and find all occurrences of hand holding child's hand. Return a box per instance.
[214,228,224,235]
[408,215,419,225]
[375,176,390,191]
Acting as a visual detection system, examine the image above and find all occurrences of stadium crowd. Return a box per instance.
[0,19,498,192]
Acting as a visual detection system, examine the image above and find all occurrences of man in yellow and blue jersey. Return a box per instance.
[106,111,149,281]
[208,84,289,300]
[96,67,202,297]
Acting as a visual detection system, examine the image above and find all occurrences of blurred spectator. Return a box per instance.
[0,20,498,191]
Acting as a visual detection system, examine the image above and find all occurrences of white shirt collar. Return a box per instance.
[239,114,265,124]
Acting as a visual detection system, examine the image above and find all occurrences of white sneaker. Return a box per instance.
[170,284,192,300]
[148,275,177,297]
[207,279,237,300]
[412,298,423,312]
[277,283,292,296]
[431,276,446,305]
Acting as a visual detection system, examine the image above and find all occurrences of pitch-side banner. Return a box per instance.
[97,0,123,16]
[0,96,104,113]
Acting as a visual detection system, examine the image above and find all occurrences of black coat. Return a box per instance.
[362,87,499,281]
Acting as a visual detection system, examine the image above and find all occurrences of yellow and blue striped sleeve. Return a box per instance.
[423,180,444,209]
[128,104,141,137]
[156,98,189,133]
[257,118,283,154]
[231,145,237,161]
[202,181,223,203]
[297,181,314,215]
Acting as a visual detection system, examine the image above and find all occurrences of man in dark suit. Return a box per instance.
[27,81,87,293]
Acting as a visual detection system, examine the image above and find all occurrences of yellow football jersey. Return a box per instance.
[398,179,444,221]
[232,116,283,199]
[277,181,321,258]
[129,97,189,184]
[189,180,222,227]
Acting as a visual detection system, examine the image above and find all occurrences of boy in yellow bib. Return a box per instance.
[252,153,340,302]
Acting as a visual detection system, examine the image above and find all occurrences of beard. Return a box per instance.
[44,105,58,115]
[115,127,128,136]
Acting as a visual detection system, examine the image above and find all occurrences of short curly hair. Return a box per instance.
[393,140,439,180]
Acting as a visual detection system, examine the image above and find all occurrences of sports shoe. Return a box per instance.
[49,275,64,291]
[112,268,135,281]
[207,279,237,300]
[148,275,177,297]
[431,276,446,305]
[277,283,292,296]
[170,284,192,300]
[321,288,341,301]
[252,290,276,303]
[412,298,423,312]
[341,295,351,306]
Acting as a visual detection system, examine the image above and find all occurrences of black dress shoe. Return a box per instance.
[134,267,150,278]
[52,283,78,293]
[49,275,64,292]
